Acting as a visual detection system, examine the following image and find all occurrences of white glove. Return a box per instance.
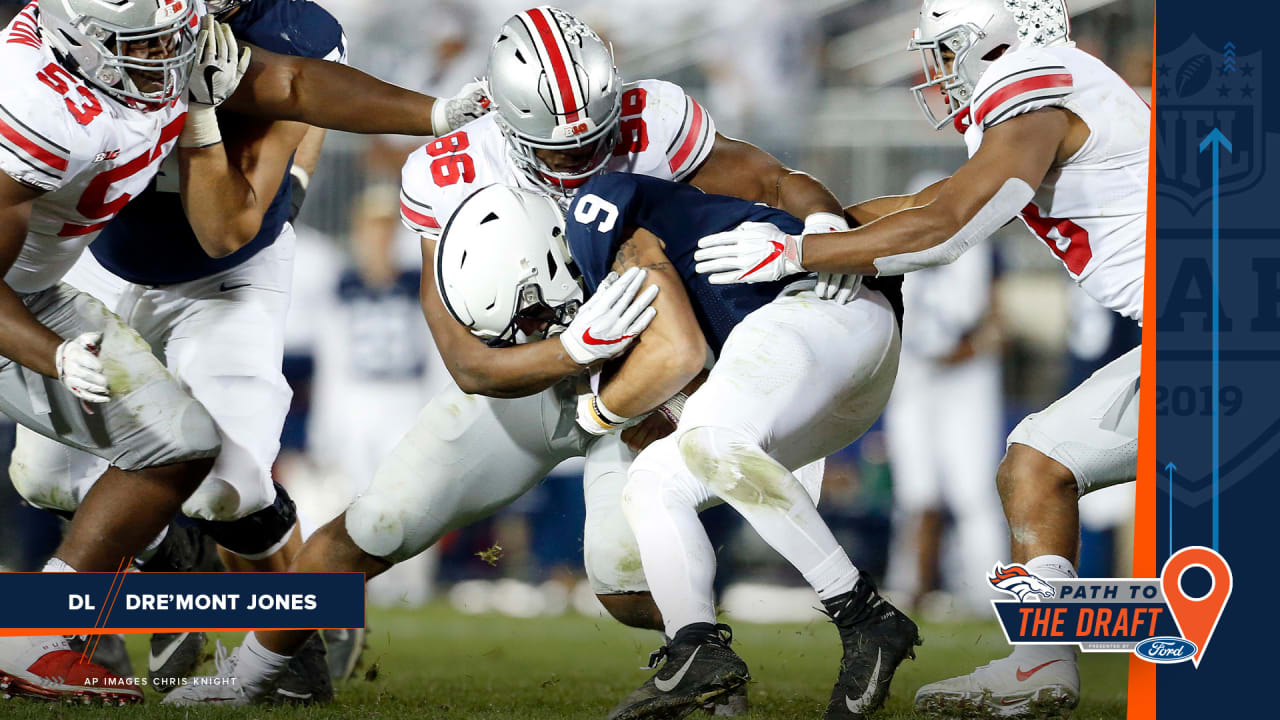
[55,332,109,404]
[181,20,250,148]
[694,221,804,285]
[432,80,492,136]
[187,19,250,108]
[560,267,658,365]
[804,212,861,304]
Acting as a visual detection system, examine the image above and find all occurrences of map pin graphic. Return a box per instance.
[1160,546,1232,667]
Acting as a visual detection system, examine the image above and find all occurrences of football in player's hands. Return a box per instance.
[188,19,251,108]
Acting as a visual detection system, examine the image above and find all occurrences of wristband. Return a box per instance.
[576,393,630,436]
[179,104,222,149]
[288,165,310,222]
[431,97,450,137]
[655,392,688,426]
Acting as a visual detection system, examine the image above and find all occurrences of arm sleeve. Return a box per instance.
[970,48,1073,130]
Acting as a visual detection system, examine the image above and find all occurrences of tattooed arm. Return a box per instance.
[594,227,707,420]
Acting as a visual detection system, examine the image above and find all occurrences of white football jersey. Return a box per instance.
[964,45,1148,322]
[399,79,716,237]
[0,4,189,294]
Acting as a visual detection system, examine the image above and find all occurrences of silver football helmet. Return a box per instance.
[436,184,583,346]
[487,6,621,194]
[39,0,200,105]
[206,0,252,16]
[909,0,1072,129]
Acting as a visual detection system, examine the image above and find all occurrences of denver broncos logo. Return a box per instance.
[989,564,1056,601]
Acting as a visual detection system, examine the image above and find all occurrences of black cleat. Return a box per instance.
[148,632,207,692]
[702,682,748,716]
[322,626,368,682]
[265,633,334,705]
[66,634,133,678]
[608,624,750,720]
[822,578,922,720]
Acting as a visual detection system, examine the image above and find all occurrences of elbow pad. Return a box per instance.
[873,178,1034,276]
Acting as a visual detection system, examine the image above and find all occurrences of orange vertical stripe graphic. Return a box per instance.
[1128,5,1159,719]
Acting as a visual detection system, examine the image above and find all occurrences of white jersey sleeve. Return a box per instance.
[617,79,717,182]
[0,9,81,192]
[399,114,519,239]
[969,47,1073,130]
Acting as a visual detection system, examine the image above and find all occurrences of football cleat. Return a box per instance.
[265,634,333,705]
[608,623,750,720]
[0,636,142,705]
[913,651,1080,719]
[322,626,367,682]
[66,634,133,679]
[822,579,922,720]
[148,632,207,692]
[161,641,252,706]
[702,682,748,716]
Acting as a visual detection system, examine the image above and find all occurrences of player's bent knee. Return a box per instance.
[678,426,789,504]
[998,443,1078,502]
[194,481,296,560]
[122,397,222,471]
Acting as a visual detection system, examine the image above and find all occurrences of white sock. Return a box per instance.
[42,557,75,572]
[622,453,719,638]
[1008,555,1077,663]
[804,549,860,600]
[235,632,293,698]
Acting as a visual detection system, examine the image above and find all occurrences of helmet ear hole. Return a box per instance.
[982,44,1010,61]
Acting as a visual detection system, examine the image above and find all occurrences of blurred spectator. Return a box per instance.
[883,173,1008,618]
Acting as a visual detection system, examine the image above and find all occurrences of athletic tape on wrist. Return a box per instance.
[179,104,222,148]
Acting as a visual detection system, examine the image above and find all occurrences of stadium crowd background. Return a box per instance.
[0,0,1150,624]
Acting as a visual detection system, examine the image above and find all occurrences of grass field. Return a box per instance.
[4,605,1128,719]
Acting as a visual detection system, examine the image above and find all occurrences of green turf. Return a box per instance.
[3,605,1127,719]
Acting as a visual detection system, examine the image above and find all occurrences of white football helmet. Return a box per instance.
[909,0,1072,129]
[39,0,200,105]
[436,185,583,346]
[487,6,621,194]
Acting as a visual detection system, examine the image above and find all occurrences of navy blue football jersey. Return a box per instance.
[566,173,904,355]
[566,174,806,355]
[90,0,346,285]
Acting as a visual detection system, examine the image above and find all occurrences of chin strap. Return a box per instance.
[873,178,1034,276]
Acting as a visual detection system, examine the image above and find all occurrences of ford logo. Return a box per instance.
[1134,636,1197,663]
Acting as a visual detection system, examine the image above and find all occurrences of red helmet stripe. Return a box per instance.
[525,8,582,123]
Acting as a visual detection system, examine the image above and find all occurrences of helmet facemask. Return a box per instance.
[490,276,583,347]
[909,24,984,130]
[43,3,200,106]
[497,91,622,196]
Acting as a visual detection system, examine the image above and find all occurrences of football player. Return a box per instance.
[545,172,919,720]
[164,5,868,710]
[693,1,1145,716]
[0,0,219,703]
[6,0,491,699]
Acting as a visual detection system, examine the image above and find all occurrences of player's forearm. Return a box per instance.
[0,281,62,377]
[802,204,963,275]
[844,178,949,226]
[446,339,584,398]
[599,335,705,419]
[229,50,436,135]
[178,146,263,258]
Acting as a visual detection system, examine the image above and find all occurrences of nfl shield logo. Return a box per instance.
[1154,36,1263,214]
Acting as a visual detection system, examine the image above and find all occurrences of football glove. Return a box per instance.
[804,212,860,304]
[560,267,658,365]
[56,331,109,404]
[432,80,492,136]
[694,221,804,285]
[188,19,250,108]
